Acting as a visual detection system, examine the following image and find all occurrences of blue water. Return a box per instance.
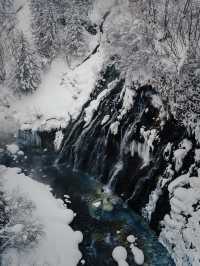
[6,147,175,266]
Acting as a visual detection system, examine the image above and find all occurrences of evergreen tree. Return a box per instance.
[0,0,15,83]
[11,33,41,94]
[60,0,91,59]
[31,0,59,60]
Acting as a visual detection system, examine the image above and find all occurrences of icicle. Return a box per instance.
[142,179,163,222]
[106,161,124,191]
[17,130,41,147]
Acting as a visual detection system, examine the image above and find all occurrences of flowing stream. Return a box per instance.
[3,144,175,266]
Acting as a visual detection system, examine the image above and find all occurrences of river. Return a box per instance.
[1,143,175,266]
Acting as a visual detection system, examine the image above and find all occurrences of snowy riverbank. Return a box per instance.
[0,166,83,266]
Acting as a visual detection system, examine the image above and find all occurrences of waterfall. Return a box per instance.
[17,129,41,147]
[106,161,124,191]
[57,65,185,228]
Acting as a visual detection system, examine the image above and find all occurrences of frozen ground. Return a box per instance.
[0,49,103,134]
[0,166,83,266]
[0,0,104,135]
[14,0,33,43]
[14,51,103,131]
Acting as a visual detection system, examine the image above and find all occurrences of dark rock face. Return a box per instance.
[57,65,187,232]
[17,129,58,150]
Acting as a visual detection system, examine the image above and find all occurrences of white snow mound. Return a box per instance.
[0,166,82,266]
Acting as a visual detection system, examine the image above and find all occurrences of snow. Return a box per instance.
[112,246,129,266]
[54,130,64,151]
[101,115,110,125]
[177,45,189,75]
[0,166,82,266]
[6,143,19,154]
[130,128,158,166]
[112,238,144,265]
[127,235,136,243]
[131,246,144,265]
[4,224,24,234]
[0,86,19,145]
[10,48,103,132]
[84,89,108,126]
[142,180,162,222]
[151,94,163,109]
[84,78,118,126]
[151,94,166,121]
[163,142,173,161]
[118,86,136,120]
[90,0,116,24]
[173,139,192,172]
[160,168,200,266]
[195,149,200,162]
[14,0,33,43]
[110,121,120,135]
[92,201,101,208]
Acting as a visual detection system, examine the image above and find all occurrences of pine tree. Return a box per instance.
[31,0,59,60]
[0,0,15,83]
[61,0,91,59]
[11,33,41,94]
[0,0,15,35]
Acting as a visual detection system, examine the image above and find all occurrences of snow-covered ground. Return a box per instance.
[112,234,144,266]
[0,0,104,135]
[156,141,200,266]
[14,0,33,43]
[0,2,104,264]
[160,169,200,266]
[0,48,103,135]
[9,49,103,132]
[0,166,82,266]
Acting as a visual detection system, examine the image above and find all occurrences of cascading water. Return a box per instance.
[17,129,42,147]
[4,64,195,266]
[57,64,185,232]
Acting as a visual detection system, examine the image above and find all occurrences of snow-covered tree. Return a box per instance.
[0,0,15,83]
[31,0,59,60]
[60,0,92,60]
[31,0,92,63]
[11,33,41,94]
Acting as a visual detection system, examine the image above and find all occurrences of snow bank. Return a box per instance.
[84,78,118,126]
[173,139,192,172]
[14,0,33,43]
[160,172,200,266]
[0,166,82,266]
[12,48,103,131]
[112,246,129,266]
[110,121,120,135]
[142,164,175,223]
[127,235,136,243]
[101,115,110,125]
[131,246,144,265]
[142,180,163,222]
[112,235,144,266]
[6,143,20,155]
